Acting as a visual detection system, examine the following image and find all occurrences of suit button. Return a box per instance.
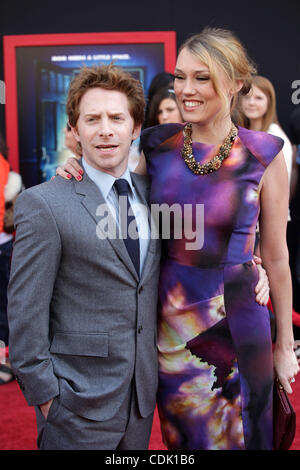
[138,325,143,334]
[138,286,143,294]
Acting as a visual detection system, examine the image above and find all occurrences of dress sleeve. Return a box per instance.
[140,124,184,161]
[238,126,284,168]
[140,126,157,160]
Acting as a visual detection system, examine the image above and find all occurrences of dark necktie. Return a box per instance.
[114,179,140,276]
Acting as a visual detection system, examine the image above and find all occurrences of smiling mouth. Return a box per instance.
[183,100,203,109]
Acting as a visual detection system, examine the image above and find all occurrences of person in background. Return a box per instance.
[240,75,293,194]
[0,134,22,385]
[144,72,174,129]
[145,87,183,128]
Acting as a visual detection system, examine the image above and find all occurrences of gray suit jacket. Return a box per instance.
[7,171,161,421]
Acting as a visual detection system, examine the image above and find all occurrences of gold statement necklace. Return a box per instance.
[181,122,238,175]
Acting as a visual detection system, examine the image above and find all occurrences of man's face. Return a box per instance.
[72,87,141,177]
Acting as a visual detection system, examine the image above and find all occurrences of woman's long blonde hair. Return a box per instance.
[179,27,257,124]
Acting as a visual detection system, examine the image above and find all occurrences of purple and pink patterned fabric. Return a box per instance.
[141,124,284,450]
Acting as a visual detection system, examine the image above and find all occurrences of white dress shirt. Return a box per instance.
[82,158,150,275]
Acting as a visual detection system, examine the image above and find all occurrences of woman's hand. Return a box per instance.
[273,345,299,394]
[55,157,84,180]
[253,256,270,305]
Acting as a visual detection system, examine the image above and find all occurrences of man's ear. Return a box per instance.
[71,124,80,142]
[132,124,142,141]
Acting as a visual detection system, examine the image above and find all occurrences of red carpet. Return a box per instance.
[0,378,299,450]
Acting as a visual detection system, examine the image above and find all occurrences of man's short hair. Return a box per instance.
[67,63,145,128]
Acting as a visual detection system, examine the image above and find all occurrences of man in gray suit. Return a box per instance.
[7,64,161,450]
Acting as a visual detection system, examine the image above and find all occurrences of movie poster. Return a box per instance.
[4,33,176,187]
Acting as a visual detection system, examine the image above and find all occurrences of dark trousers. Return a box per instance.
[0,239,13,346]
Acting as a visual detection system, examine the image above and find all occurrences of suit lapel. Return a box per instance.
[130,172,150,205]
[131,172,160,281]
[74,172,139,281]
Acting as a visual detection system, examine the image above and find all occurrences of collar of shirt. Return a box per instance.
[81,157,150,274]
[82,157,134,201]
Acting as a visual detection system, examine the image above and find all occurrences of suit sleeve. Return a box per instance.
[7,188,61,406]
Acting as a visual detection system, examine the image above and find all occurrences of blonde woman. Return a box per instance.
[56,28,299,450]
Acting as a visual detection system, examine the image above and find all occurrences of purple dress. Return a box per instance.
[141,124,284,450]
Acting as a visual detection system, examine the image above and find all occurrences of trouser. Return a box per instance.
[35,382,154,450]
[0,239,13,346]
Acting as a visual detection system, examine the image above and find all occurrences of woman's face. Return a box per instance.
[157,97,183,124]
[240,85,268,121]
[174,47,232,125]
